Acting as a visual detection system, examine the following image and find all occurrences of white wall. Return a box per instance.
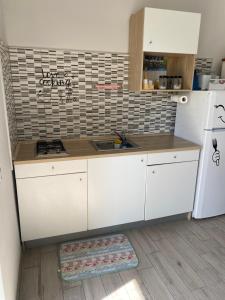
[1,0,150,51]
[0,2,20,300]
[1,0,225,71]
[0,0,6,41]
[0,55,20,300]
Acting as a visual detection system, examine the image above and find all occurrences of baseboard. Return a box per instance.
[24,213,188,248]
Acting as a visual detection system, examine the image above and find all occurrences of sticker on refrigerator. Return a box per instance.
[215,104,225,124]
[212,138,220,166]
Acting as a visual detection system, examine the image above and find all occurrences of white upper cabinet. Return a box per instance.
[143,8,201,54]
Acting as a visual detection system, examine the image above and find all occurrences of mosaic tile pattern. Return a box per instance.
[0,41,17,152]
[9,47,213,141]
[9,47,177,140]
[195,58,213,74]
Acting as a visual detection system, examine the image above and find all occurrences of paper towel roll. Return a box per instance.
[171,95,188,104]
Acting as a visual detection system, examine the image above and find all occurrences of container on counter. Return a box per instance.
[114,139,122,149]
[208,79,225,90]
[198,74,212,90]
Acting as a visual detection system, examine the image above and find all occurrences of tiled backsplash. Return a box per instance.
[9,47,181,140]
[1,42,213,143]
[195,58,213,74]
[0,42,17,152]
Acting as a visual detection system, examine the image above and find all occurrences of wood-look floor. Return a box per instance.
[19,215,225,300]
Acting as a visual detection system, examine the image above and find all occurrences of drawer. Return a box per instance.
[147,150,199,165]
[15,159,87,178]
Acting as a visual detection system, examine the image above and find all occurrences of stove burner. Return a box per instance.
[36,139,67,156]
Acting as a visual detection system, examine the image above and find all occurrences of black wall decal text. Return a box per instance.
[39,69,72,87]
[37,68,78,104]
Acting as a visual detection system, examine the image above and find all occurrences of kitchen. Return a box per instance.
[1,1,225,300]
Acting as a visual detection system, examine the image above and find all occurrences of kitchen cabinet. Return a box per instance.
[129,7,201,91]
[14,146,200,241]
[145,150,199,220]
[88,154,147,230]
[15,160,87,241]
[143,8,201,54]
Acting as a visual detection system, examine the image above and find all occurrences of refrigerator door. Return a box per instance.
[205,91,225,130]
[193,130,225,218]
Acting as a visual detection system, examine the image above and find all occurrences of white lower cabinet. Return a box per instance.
[88,154,147,230]
[145,161,198,220]
[17,172,87,241]
[15,149,200,240]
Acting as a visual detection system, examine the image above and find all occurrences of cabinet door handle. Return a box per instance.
[152,170,155,174]
[173,155,177,159]
[149,40,153,45]
[141,159,144,162]
[51,166,55,170]
[80,178,82,181]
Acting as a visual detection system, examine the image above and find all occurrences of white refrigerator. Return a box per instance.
[175,91,225,219]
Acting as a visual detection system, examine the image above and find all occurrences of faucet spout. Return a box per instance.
[114,130,127,145]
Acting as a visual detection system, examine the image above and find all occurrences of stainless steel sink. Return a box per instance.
[91,139,141,151]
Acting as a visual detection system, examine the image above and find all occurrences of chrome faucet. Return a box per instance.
[114,130,127,145]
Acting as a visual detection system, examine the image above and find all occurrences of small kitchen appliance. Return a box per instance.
[36,139,67,157]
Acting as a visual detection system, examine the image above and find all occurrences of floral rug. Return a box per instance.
[59,233,138,282]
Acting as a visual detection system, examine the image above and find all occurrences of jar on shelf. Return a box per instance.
[148,80,154,90]
[167,76,173,89]
[159,76,167,90]
[173,76,182,90]
[143,79,149,90]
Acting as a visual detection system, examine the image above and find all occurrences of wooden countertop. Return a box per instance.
[13,134,200,165]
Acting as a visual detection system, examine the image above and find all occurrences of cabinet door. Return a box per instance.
[17,173,87,241]
[143,8,201,54]
[88,155,146,230]
[145,161,198,220]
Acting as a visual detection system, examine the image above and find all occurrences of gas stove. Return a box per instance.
[36,139,68,157]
